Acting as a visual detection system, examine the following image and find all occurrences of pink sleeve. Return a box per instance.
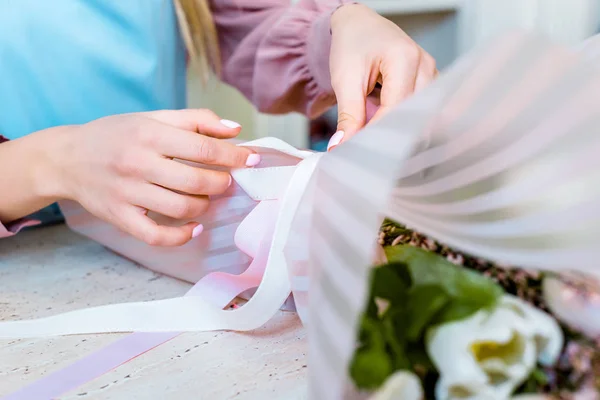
[0,135,40,238]
[211,0,352,119]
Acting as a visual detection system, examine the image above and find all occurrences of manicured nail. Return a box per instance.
[245,153,261,167]
[327,130,344,151]
[192,224,204,238]
[220,119,241,129]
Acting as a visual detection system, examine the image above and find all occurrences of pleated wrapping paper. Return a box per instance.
[302,31,600,399]
[2,30,600,400]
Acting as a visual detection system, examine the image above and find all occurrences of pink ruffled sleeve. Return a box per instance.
[211,0,352,119]
[0,135,39,239]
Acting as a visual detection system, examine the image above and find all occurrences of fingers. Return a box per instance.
[414,52,437,92]
[117,206,200,247]
[331,65,368,144]
[378,45,420,109]
[150,127,259,168]
[130,183,211,220]
[146,109,242,139]
[145,157,233,196]
[143,109,260,167]
[365,49,438,128]
[330,45,438,151]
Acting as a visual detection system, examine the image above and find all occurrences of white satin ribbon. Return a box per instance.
[0,138,321,338]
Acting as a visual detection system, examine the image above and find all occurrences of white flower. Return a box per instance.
[369,371,423,400]
[426,295,563,400]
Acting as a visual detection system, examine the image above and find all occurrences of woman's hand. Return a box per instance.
[42,109,258,246]
[328,3,438,149]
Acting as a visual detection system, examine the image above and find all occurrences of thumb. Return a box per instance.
[329,81,367,151]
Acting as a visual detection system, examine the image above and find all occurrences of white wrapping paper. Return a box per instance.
[300,31,600,399]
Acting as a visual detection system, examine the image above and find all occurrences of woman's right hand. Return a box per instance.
[43,109,258,246]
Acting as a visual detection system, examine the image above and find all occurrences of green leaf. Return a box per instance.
[517,367,549,394]
[405,285,450,341]
[357,316,385,348]
[385,245,502,311]
[406,345,435,371]
[349,346,394,389]
[350,244,505,392]
[381,312,410,370]
[370,262,410,305]
[531,367,549,385]
[433,300,484,325]
[351,316,394,389]
[364,297,379,320]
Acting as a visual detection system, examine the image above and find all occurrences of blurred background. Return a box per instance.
[188,0,600,151]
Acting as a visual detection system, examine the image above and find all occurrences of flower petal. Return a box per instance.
[428,295,560,400]
[370,371,423,400]
[435,378,502,400]
[501,295,563,366]
[427,311,490,387]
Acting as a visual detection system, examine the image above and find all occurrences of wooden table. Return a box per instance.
[0,224,307,399]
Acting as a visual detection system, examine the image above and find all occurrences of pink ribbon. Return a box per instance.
[2,200,280,400]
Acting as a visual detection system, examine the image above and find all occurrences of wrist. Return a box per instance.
[330,3,371,32]
[29,125,78,202]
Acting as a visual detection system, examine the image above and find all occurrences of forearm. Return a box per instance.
[0,127,65,224]
[211,0,350,118]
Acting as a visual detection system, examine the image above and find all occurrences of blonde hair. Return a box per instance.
[174,0,221,81]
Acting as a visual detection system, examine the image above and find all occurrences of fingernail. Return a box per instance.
[228,174,232,187]
[245,153,261,167]
[327,130,344,151]
[220,119,241,129]
[192,224,204,238]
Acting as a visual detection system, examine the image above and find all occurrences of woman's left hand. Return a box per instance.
[328,3,438,149]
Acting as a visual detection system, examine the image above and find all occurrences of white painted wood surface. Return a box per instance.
[0,225,307,399]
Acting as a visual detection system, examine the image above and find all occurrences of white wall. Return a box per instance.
[387,11,459,70]
[458,0,600,52]
[186,70,257,141]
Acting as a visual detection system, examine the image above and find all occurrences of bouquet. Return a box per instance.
[349,220,599,399]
